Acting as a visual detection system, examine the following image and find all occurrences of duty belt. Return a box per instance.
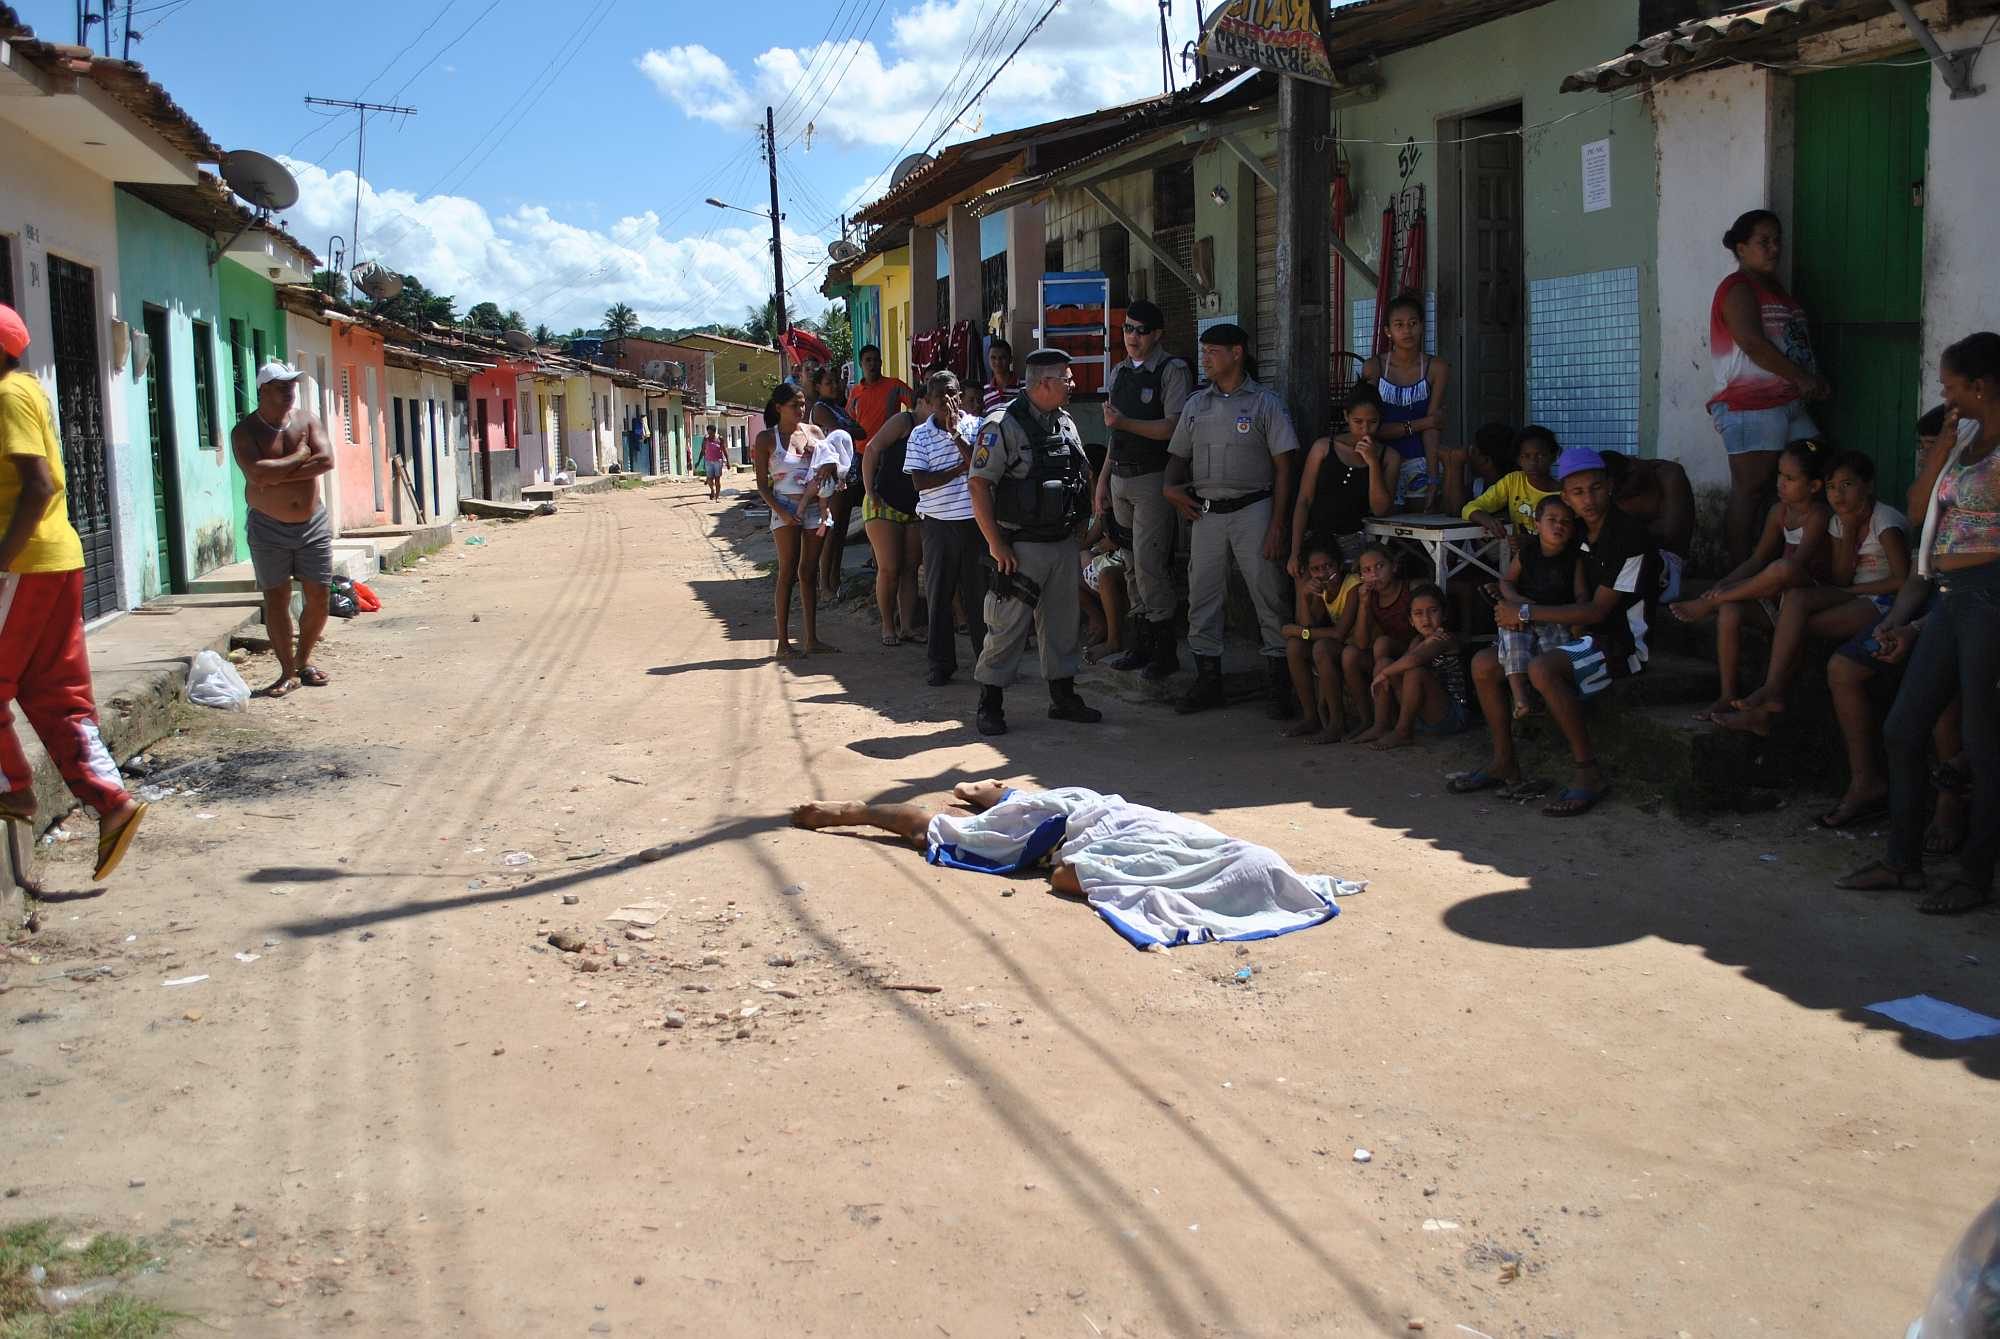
[1110,458,1165,478]
[1192,489,1272,515]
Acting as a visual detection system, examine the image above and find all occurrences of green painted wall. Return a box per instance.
[114,190,236,596]
[217,259,287,559]
[1335,0,1659,446]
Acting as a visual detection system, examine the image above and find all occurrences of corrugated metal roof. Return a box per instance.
[1559,0,1999,93]
[1308,0,1560,71]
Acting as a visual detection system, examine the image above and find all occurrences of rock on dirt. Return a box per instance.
[547,930,587,953]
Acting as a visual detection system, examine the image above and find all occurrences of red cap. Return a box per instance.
[0,304,26,359]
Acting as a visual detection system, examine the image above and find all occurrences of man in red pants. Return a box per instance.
[0,303,144,885]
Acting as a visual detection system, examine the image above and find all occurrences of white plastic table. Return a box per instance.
[1362,513,1507,589]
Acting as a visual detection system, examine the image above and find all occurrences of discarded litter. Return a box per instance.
[604,899,668,927]
[501,851,535,867]
[1865,994,2000,1042]
[186,649,251,711]
[233,951,261,964]
[1233,966,1254,982]
[1352,1149,1373,1164]
[779,882,807,896]
[163,975,208,987]
[1332,879,1368,897]
[39,1278,117,1310]
[465,535,487,546]
[1758,853,1779,863]
[1422,1219,1460,1232]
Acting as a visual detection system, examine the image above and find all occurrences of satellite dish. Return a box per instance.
[352,262,402,301]
[889,152,934,189]
[219,149,299,212]
[502,329,534,353]
[827,238,862,263]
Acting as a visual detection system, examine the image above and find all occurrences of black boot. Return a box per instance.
[1104,618,1149,673]
[1175,655,1225,715]
[1048,678,1103,724]
[1140,619,1180,682]
[1265,656,1299,720]
[976,684,1008,736]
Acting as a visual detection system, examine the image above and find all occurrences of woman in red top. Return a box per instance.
[1708,209,1832,566]
[846,344,914,440]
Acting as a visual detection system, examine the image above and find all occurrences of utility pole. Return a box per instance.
[121,0,133,60]
[1158,0,1175,95]
[764,106,789,371]
[303,96,418,272]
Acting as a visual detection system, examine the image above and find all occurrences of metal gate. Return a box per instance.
[47,255,116,619]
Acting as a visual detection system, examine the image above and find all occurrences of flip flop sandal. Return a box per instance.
[1832,860,1926,892]
[1542,785,1609,818]
[1917,878,1994,916]
[1445,769,1508,795]
[299,666,330,687]
[1501,777,1553,802]
[1815,801,1888,830]
[93,802,147,883]
[881,633,900,647]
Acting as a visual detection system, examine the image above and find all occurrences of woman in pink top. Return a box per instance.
[1708,209,1832,566]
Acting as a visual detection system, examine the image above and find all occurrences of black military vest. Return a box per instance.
[1108,355,1181,471]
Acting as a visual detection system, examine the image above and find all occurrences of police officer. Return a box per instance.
[966,349,1102,737]
[1162,323,1301,717]
[1096,299,1192,681]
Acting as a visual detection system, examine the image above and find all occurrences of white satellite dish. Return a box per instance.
[352,262,402,301]
[827,238,863,263]
[889,152,934,189]
[502,329,535,353]
[219,149,299,212]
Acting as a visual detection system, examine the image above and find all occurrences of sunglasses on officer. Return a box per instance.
[1121,321,1154,335]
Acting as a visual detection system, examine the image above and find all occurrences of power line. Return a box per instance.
[922,0,1061,155]
[356,0,459,101]
[386,0,507,104]
[776,0,892,146]
[770,0,868,138]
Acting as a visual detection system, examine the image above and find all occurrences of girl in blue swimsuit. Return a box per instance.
[1361,295,1461,512]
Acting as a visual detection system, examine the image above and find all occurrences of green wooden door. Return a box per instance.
[1792,61,1929,503]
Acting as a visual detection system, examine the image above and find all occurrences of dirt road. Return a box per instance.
[6,480,1995,1337]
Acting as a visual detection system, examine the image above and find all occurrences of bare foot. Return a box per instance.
[259,674,302,699]
[1370,730,1415,752]
[1691,699,1730,723]
[803,639,840,655]
[1714,705,1777,737]
[773,640,797,661]
[790,802,837,830]
[1348,723,1387,744]
[1510,698,1535,720]
[1280,718,1322,739]
[1669,599,1708,624]
[1085,641,1118,665]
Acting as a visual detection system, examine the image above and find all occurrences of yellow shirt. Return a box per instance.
[0,370,86,573]
[1320,572,1363,622]
[1461,470,1557,534]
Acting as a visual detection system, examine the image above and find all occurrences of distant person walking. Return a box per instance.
[232,361,336,699]
[701,427,727,500]
[1709,209,1831,566]
[0,303,146,883]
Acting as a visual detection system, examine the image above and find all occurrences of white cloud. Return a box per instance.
[636,44,755,127]
[277,157,829,333]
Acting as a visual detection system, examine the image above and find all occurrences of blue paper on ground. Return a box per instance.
[1865,995,2000,1042]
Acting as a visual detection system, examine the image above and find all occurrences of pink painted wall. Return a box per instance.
[331,323,389,529]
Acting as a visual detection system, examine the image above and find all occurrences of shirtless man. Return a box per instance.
[1598,449,1696,601]
[231,362,335,698]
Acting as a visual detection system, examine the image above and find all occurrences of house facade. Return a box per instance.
[675,332,780,409]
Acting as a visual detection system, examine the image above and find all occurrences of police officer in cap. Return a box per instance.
[1096,299,1191,680]
[966,349,1102,736]
[1162,322,1301,717]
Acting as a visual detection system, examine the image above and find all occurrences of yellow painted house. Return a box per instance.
[676,332,781,407]
[850,246,912,384]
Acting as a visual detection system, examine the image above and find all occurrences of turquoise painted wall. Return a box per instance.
[1334,0,1659,446]
[114,191,236,596]
[218,259,287,560]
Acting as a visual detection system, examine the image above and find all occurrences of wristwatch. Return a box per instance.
[1518,603,1532,625]
[1301,627,1312,642]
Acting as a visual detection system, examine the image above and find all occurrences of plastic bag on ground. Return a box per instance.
[186,649,251,711]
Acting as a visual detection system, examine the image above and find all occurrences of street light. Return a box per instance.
[705,197,771,220]
[707,135,789,367]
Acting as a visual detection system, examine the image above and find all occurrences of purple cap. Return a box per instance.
[1553,447,1607,481]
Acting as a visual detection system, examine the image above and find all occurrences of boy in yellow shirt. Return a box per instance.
[1462,425,1559,540]
[0,303,145,886]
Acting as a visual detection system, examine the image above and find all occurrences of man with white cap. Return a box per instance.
[232,360,335,698]
[0,303,147,885]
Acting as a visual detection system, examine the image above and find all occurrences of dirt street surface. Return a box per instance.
[6,480,1996,1337]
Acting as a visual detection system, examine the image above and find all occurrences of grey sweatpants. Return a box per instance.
[1108,467,1177,623]
[1186,497,1287,659]
[974,538,1082,688]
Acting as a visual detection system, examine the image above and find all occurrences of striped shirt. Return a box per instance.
[982,382,1017,414]
[903,413,981,520]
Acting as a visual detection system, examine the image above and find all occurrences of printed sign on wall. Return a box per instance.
[1581,138,1612,213]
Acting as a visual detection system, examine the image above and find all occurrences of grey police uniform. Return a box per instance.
[969,397,1088,688]
[1104,347,1193,624]
[1167,376,1300,659]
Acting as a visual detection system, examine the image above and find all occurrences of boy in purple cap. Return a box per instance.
[1449,446,1662,817]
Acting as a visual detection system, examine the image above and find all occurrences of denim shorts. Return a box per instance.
[1710,399,1819,456]
[1417,697,1472,735]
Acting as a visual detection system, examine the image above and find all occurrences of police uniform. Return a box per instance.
[1168,366,1300,663]
[1106,345,1192,633]
[969,391,1089,692]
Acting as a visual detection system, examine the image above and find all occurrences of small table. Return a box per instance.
[1362,513,1507,589]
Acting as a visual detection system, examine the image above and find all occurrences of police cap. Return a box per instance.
[1023,348,1072,370]
[1199,322,1250,348]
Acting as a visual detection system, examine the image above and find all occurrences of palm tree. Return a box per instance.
[602,302,639,342]
[533,323,554,344]
[502,309,526,334]
[742,297,781,346]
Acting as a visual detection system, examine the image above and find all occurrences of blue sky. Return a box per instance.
[20,0,1211,332]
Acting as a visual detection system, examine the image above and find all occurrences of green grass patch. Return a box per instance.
[612,475,647,490]
[0,1222,177,1339]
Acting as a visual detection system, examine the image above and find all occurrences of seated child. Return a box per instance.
[1716,449,1909,738]
[1493,494,1586,718]
[1280,534,1363,743]
[1669,438,1833,721]
[1463,425,1560,542]
[1465,421,1518,502]
[1080,513,1133,662]
[1340,543,1414,737]
[1355,581,1473,749]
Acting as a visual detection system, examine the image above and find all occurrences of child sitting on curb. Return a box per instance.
[1670,438,1833,721]
[1356,581,1473,749]
[1463,425,1560,541]
[1341,544,1414,740]
[1493,494,1586,718]
[1281,535,1363,743]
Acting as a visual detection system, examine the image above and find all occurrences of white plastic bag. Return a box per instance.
[186,649,250,712]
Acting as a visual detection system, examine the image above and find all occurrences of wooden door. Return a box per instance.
[142,307,186,593]
[1457,112,1524,438]
[1792,61,1929,502]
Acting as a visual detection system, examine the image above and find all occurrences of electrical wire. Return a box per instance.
[355,0,459,100]
[770,0,870,138]
[386,0,507,104]
[777,0,898,149]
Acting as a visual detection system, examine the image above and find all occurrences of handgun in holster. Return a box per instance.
[988,565,1042,608]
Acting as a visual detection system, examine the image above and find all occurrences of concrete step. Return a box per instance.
[150,591,265,610]
[186,560,258,594]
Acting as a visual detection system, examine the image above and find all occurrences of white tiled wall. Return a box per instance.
[1527,267,1640,453]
